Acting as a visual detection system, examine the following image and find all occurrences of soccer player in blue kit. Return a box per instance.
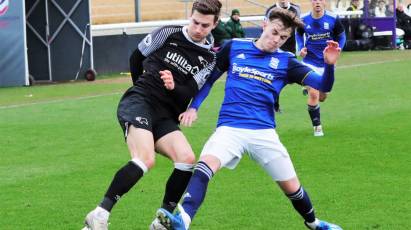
[296,0,346,136]
[156,8,343,230]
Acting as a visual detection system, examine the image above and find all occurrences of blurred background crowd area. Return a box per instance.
[90,0,411,24]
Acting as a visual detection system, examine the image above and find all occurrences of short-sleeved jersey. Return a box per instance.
[265,3,301,54]
[129,25,216,118]
[297,11,345,67]
[214,39,313,129]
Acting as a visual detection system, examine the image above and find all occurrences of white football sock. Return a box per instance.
[306,218,320,230]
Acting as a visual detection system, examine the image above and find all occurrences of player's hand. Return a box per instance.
[179,108,198,127]
[299,47,308,58]
[323,40,341,65]
[159,70,175,90]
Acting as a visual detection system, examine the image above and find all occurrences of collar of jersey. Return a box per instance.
[182,25,214,50]
[276,2,291,10]
[311,10,326,19]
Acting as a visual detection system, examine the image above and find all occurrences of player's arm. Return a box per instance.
[179,40,231,126]
[178,67,224,127]
[295,28,306,56]
[130,26,180,85]
[288,41,340,92]
[129,48,145,85]
[334,17,347,49]
[190,40,231,110]
[163,51,220,104]
[160,70,198,105]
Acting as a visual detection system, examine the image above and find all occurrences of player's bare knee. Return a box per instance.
[178,151,196,164]
[143,157,155,169]
[308,93,319,101]
[199,155,221,173]
[319,92,327,102]
[130,150,156,169]
[278,177,301,194]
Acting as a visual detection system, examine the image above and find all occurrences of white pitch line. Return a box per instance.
[337,59,404,69]
[0,92,122,110]
[0,58,408,110]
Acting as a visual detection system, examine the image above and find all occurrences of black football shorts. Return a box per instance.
[117,88,180,141]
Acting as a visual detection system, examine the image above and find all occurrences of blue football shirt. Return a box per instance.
[190,39,335,129]
[296,11,345,68]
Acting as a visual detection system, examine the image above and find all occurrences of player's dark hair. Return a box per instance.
[267,8,304,30]
[191,0,222,22]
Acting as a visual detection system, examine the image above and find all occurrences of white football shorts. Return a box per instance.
[200,126,297,181]
[302,61,325,75]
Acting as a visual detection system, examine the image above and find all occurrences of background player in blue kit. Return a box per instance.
[296,0,346,136]
[157,8,343,230]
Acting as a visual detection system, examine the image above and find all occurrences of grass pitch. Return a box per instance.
[1,50,410,229]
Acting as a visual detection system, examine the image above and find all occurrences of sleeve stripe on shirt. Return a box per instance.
[139,27,181,57]
[300,70,314,85]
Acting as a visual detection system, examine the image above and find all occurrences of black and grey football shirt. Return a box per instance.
[132,25,216,118]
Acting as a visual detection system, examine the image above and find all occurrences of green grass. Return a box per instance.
[1,50,411,229]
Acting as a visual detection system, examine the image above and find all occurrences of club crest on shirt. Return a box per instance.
[143,34,152,46]
[269,57,279,69]
[236,53,246,59]
[324,22,329,30]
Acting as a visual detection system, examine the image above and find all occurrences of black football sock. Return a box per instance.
[161,163,194,212]
[100,160,145,212]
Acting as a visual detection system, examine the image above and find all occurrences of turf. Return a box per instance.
[0,50,410,229]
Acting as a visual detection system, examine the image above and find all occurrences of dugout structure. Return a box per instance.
[0,0,93,87]
[25,0,93,82]
[26,0,93,83]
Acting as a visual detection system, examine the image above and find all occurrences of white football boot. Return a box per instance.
[313,125,324,137]
[82,207,109,230]
[149,216,168,230]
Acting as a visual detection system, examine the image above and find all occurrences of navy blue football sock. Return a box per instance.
[308,104,321,126]
[286,186,316,223]
[181,161,214,220]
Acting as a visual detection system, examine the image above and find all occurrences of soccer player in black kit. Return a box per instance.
[82,1,222,229]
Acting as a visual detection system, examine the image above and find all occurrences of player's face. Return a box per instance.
[311,0,326,13]
[188,10,217,43]
[259,19,292,52]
